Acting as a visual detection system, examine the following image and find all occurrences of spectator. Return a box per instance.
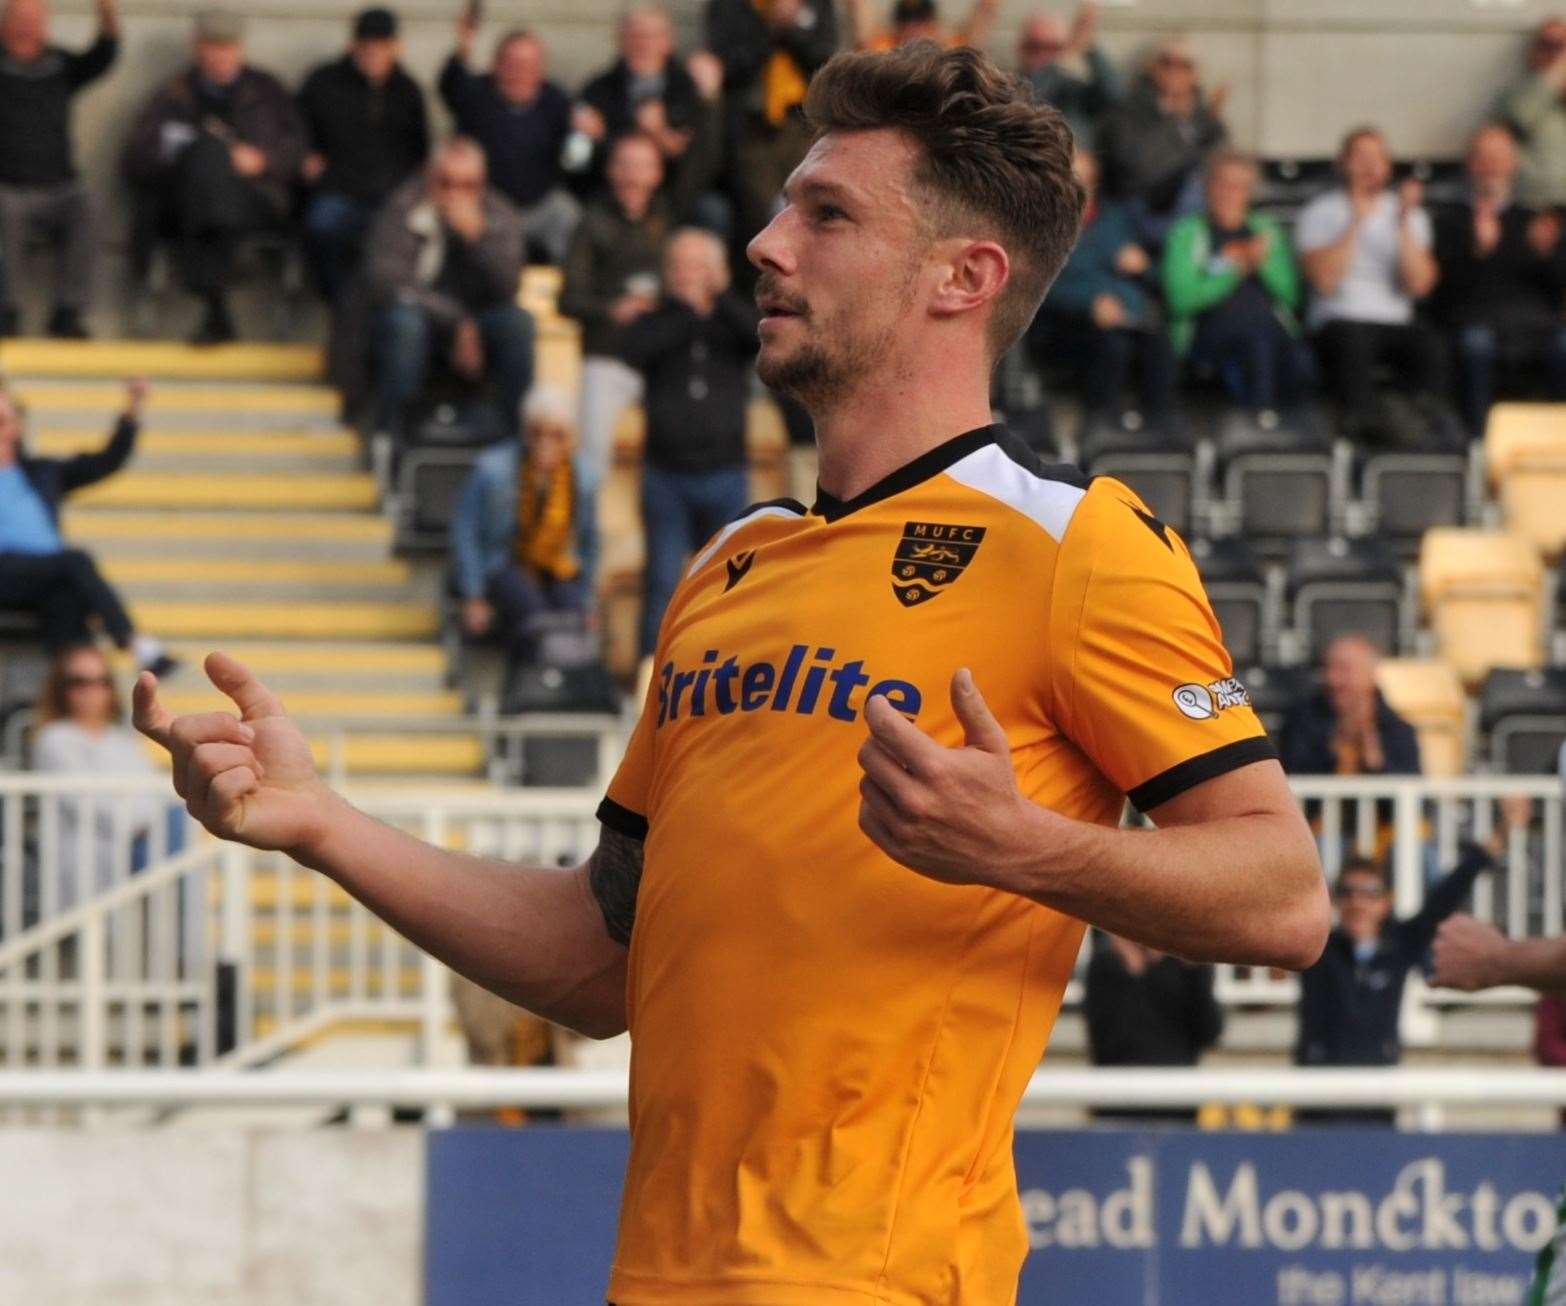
[706,0,838,272]
[1431,124,1566,435]
[1295,127,1446,441]
[365,137,533,445]
[0,0,119,340]
[847,0,997,53]
[1162,150,1312,419]
[1025,149,1177,438]
[558,132,673,585]
[1084,930,1222,1124]
[0,378,177,678]
[1100,34,1227,245]
[1501,16,1566,209]
[1294,809,1520,1120]
[30,644,178,909]
[1279,634,1420,778]
[1016,3,1120,152]
[571,8,702,183]
[297,7,430,304]
[622,228,759,656]
[452,388,587,662]
[439,18,577,264]
[123,8,307,345]
[1534,992,1566,1126]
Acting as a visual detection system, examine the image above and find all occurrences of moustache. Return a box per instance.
[754,275,810,319]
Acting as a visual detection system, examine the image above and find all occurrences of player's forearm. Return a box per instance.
[291,798,628,1036]
[1014,807,1327,970]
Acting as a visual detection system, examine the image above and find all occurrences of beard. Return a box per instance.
[756,285,911,413]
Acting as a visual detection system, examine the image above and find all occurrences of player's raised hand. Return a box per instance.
[856,668,1050,889]
[133,652,339,855]
[1431,913,1510,992]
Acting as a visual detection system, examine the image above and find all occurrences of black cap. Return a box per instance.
[353,7,398,40]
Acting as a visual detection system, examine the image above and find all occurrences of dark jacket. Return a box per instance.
[705,0,837,154]
[297,55,429,205]
[559,198,678,358]
[1279,689,1421,777]
[437,58,572,208]
[1296,845,1495,1067]
[1039,200,1149,323]
[576,57,701,181]
[15,418,138,527]
[1084,932,1223,1067]
[123,66,308,217]
[364,178,526,324]
[1430,198,1566,334]
[1027,47,1120,152]
[0,34,117,185]
[1101,76,1227,214]
[621,291,760,472]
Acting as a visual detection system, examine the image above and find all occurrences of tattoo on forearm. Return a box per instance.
[589,828,644,946]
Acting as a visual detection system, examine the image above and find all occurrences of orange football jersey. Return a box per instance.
[597,425,1272,1305]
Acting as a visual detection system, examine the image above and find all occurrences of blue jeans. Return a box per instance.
[373,301,535,439]
[1453,322,1566,436]
[639,464,749,656]
[302,190,372,303]
[1191,309,1315,411]
[486,564,588,659]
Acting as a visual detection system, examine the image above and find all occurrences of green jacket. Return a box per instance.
[1160,210,1301,356]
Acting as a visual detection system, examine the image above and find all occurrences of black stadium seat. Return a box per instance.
[1083,426,1208,538]
[1286,536,1405,662]
[1480,668,1566,774]
[1213,410,1344,551]
[1191,536,1271,669]
[394,448,483,555]
[1359,443,1472,549]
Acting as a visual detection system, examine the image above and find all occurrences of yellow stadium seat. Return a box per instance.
[1484,402,1566,483]
[535,318,582,397]
[1485,403,1566,557]
[1419,529,1545,687]
[599,464,645,585]
[1374,658,1469,777]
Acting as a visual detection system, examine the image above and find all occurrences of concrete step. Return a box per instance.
[156,687,464,719]
[145,641,449,693]
[13,381,338,422]
[63,509,393,560]
[29,428,360,474]
[0,339,324,382]
[103,556,412,590]
[73,471,378,512]
[131,600,437,641]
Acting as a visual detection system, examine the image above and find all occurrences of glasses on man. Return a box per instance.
[1335,883,1387,901]
[1022,39,1064,55]
[64,675,113,690]
[434,175,483,192]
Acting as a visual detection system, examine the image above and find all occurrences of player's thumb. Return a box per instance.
[205,651,288,723]
[952,668,1009,755]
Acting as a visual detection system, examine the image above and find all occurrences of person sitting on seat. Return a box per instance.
[1279,634,1420,778]
[121,7,307,344]
[365,136,534,446]
[451,388,588,662]
[0,378,177,678]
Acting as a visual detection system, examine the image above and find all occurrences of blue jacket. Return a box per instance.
[16,417,138,526]
[451,440,522,599]
[1043,201,1148,322]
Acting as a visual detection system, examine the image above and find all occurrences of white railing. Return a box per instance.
[0,1067,1563,1132]
[0,774,1559,1074]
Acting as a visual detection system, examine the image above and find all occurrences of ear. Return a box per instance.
[928,239,1010,324]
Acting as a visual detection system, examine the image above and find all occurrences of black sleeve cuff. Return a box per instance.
[1127,736,1279,815]
[597,796,648,841]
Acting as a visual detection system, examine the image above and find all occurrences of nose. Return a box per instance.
[746,203,797,278]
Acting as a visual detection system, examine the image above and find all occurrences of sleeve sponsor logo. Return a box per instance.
[1173,678,1252,721]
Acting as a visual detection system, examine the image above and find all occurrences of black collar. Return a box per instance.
[811,424,1003,523]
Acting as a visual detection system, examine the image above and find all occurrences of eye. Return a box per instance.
[814,204,847,225]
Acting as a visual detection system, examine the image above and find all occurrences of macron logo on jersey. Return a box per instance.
[656,645,924,729]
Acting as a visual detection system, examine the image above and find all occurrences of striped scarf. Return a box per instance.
[515,456,580,582]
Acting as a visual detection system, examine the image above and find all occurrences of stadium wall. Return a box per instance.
[0,1128,422,1306]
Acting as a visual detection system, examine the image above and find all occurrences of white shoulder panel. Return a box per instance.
[944,444,1087,542]
[686,503,804,577]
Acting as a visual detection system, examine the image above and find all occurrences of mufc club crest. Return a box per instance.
[891,522,987,608]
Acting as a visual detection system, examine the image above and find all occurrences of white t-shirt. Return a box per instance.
[1294,188,1432,330]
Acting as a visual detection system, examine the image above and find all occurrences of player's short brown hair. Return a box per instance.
[804,41,1085,357]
